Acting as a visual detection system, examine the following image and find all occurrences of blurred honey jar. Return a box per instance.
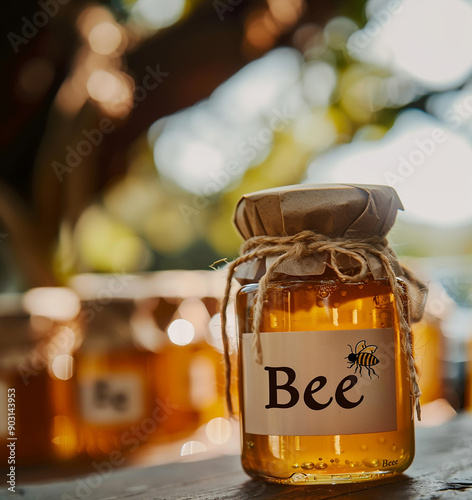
[69,270,227,459]
[144,271,228,428]
[421,263,472,411]
[0,288,82,465]
[412,312,444,405]
[74,296,163,458]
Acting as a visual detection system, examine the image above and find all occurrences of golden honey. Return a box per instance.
[237,273,413,483]
[412,314,443,405]
[75,299,162,457]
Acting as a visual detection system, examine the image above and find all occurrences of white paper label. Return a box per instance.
[80,373,144,425]
[242,329,397,436]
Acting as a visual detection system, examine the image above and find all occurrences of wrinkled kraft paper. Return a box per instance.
[233,184,425,320]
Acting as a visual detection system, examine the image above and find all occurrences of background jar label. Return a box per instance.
[79,373,144,425]
[242,329,397,436]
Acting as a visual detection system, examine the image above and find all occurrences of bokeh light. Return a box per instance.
[86,69,134,117]
[323,16,358,50]
[51,354,76,381]
[131,0,186,30]
[130,310,166,352]
[88,22,124,55]
[23,288,80,321]
[178,298,211,341]
[205,417,232,445]
[167,319,195,346]
[349,0,472,90]
[180,440,207,456]
[302,61,337,107]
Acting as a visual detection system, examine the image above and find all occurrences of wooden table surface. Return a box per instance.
[3,413,472,500]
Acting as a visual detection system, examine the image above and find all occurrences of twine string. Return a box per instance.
[220,230,422,420]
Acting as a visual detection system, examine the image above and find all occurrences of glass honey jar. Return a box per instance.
[0,295,55,466]
[223,184,426,484]
[0,288,81,465]
[74,297,160,458]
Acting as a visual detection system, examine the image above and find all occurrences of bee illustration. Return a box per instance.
[346,340,379,379]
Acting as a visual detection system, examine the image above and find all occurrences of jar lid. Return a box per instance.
[234,183,403,240]
[0,288,81,347]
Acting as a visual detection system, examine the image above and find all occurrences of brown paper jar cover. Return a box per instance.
[232,183,411,290]
[234,183,404,240]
